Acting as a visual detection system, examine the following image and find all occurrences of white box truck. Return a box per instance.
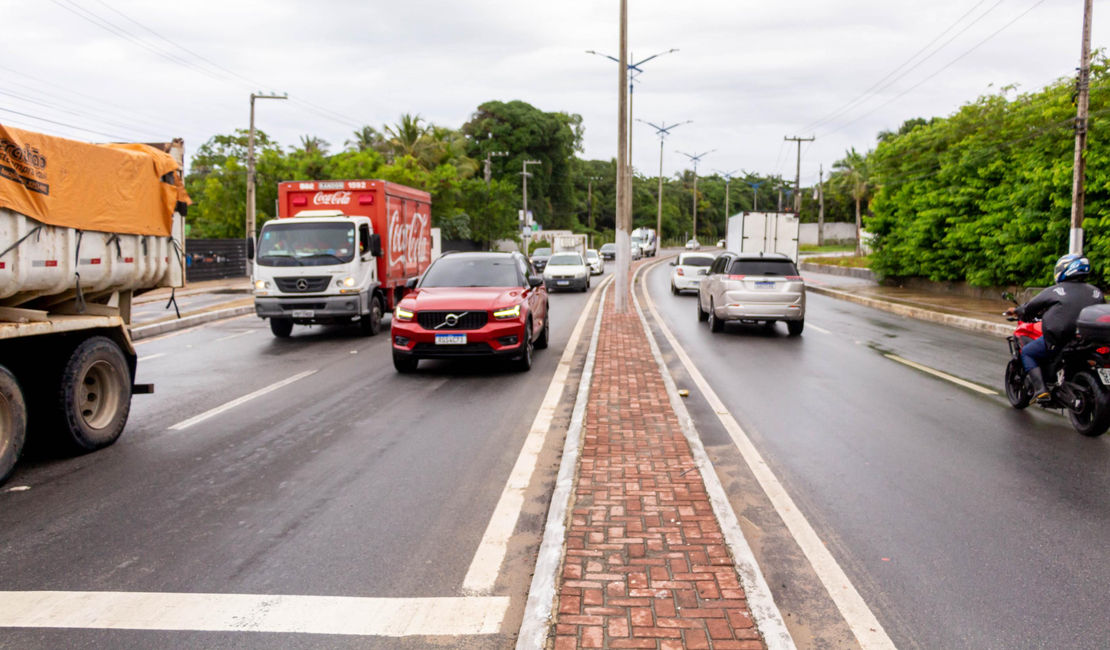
[631,227,657,257]
[725,212,800,262]
[553,234,587,259]
[0,127,186,484]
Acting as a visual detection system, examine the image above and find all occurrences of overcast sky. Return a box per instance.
[3,0,1104,186]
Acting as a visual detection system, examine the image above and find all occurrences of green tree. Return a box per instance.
[833,147,872,255]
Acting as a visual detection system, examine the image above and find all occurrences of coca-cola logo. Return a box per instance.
[313,191,351,205]
[388,208,430,268]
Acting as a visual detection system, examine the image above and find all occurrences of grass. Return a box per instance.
[799,243,856,253]
[807,255,872,268]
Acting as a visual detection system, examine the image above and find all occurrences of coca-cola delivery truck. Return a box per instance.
[251,180,433,338]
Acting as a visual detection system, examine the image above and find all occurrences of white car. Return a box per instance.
[685,239,701,250]
[716,239,726,249]
[670,252,716,294]
[631,244,643,261]
[586,249,604,275]
[543,252,591,292]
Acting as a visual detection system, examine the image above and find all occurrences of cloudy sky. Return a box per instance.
[3,0,1104,186]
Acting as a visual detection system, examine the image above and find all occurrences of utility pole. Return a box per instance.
[817,164,826,246]
[677,150,714,245]
[1070,0,1094,255]
[246,92,286,275]
[746,180,765,212]
[521,160,541,232]
[784,136,815,213]
[777,176,783,212]
[614,0,631,312]
[484,150,509,188]
[637,119,692,250]
[715,170,741,236]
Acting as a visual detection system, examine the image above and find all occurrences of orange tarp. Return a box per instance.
[0,125,183,237]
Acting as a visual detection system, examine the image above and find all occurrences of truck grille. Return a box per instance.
[416,311,489,330]
[275,277,331,293]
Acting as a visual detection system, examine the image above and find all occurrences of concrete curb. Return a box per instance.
[808,285,1011,338]
[799,262,876,282]
[130,305,255,341]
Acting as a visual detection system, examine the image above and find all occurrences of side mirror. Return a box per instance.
[405,277,419,290]
[528,275,544,288]
[370,233,382,258]
[669,261,677,266]
[1001,291,1015,302]
[246,236,255,261]
[697,269,709,276]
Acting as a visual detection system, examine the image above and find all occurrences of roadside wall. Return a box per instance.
[800,222,856,245]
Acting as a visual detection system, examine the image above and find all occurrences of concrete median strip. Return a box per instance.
[130,304,256,342]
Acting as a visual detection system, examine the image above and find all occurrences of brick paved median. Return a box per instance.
[551,271,765,649]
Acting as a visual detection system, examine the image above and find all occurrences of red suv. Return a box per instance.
[391,251,549,373]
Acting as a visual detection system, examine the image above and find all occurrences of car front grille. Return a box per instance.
[275,277,331,293]
[416,310,489,330]
[413,342,493,356]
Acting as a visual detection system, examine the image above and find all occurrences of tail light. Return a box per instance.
[676,268,685,276]
[1098,347,1110,355]
[785,276,803,281]
[728,275,746,280]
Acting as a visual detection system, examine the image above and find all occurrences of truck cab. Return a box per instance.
[252,210,386,337]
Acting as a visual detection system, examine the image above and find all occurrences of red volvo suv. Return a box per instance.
[391,251,549,373]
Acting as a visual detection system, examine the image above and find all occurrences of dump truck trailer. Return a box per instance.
[0,126,186,484]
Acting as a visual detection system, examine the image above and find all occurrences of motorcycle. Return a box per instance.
[1002,293,1110,437]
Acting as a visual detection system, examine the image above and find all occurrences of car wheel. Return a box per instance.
[515,319,534,372]
[709,300,724,333]
[535,308,550,350]
[360,296,383,336]
[787,319,805,336]
[393,353,418,373]
[270,318,293,338]
[672,282,679,295]
[696,292,709,322]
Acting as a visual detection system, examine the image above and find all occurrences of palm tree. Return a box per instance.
[346,126,385,153]
[384,114,431,161]
[833,147,871,256]
[298,135,330,155]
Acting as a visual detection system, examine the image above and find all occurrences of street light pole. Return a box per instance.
[247,92,286,275]
[586,176,603,246]
[484,150,509,189]
[677,150,714,245]
[614,0,631,312]
[637,119,692,250]
[521,160,541,231]
[1070,0,1094,254]
[746,180,765,212]
[715,169,741,236]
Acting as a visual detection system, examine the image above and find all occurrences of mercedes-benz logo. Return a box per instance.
[296,279,309,291]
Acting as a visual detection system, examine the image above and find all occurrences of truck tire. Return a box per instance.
[55,337,132,453]
[0,366,27,486]
[270,318,294,338]
[360,296,383,336]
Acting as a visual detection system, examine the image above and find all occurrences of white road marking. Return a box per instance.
[137,353,166,362]
[215,330,256,342]
[807,323,832,334]
[642,262,897,650]
[0,591,508,636]
[885,353,998,395]
[168,370,317,431]
[3,486,30,493]
[462,274,614,595]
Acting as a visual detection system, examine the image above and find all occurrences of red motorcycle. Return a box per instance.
[1004,295,1110,437]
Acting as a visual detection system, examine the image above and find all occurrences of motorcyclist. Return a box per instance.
[1004,254,1104,404]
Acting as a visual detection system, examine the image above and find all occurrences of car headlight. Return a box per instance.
[336,277,356,287]
[574,269,586,278]
[493,304,521,319]
[394,307,414,321]
[254,280,270,290]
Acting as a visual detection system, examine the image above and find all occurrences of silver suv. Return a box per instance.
[696,253,806,335]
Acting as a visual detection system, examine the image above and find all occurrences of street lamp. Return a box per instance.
[676,150,715,245]
[714,169,741,236]
[586,48,678,167]
[745,179,766,212]
[637,119,692,245]
[484,150,509,188]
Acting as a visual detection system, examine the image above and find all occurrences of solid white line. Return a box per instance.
[636,261,797,650]
[138,353,166,362]
[641,262,897,650]
[462,275,614,595]
[215,330,256,342]
[885,353,997,395]
[168,370,317,431]
[0,591,508,636]
[516,281,609,649]
[807,323,832,334]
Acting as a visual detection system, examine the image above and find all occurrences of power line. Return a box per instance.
[0,88,166,140]
[0,106,133,141]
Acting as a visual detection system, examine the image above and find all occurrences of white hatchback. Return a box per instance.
[586,249,604,275]
[670,252,716,294]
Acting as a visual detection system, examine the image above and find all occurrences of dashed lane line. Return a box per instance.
[807,323,832,334]
[137,353,166,362]
[215,329,256,342]
[884,353,998,395]
[167,370,317,431]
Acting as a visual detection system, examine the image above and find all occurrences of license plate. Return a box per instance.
[1098,368,1110,386]
[557,281,569,286]
[291,310,315,318]
[755,281,775,289]
[436,334,467,345]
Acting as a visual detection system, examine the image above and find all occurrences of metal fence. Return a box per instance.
[185,239,247,282]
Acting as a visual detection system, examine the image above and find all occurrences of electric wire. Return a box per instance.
[0,106,133,140]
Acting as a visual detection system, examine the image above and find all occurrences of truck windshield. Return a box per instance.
[421,256,521,287]
[257,222,356,267]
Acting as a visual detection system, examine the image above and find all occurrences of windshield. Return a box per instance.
[548,253,583,266]
[586,250,599,260]
[257,222,356,267]
[631,237,643,245]
[532,248,552,257]
[680,255,714,267]
[601,244,615,251]
[421,256,521,287]
[729,259,799,276]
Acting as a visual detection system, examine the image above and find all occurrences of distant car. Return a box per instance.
[685,239,701,250]
[717,239,726,249]
[696,253,805,335]
[586,249,604,275]
[530,247,553,273]
[600,243,616,260]
[670,252,716,294]
[543,252,591,292]
[391,251,549,373]
[631,244,643,261]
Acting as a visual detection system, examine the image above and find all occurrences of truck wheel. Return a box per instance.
[56,337,132,453]
[0,366,27,486]
[270,318,294,338]
[360,296,383,336]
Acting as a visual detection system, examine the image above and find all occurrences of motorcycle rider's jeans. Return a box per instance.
[1021,336,1050,372]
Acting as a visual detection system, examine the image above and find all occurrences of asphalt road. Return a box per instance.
[131,291,250,325]
[0,273,605,649]
[644,260,1110,649]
